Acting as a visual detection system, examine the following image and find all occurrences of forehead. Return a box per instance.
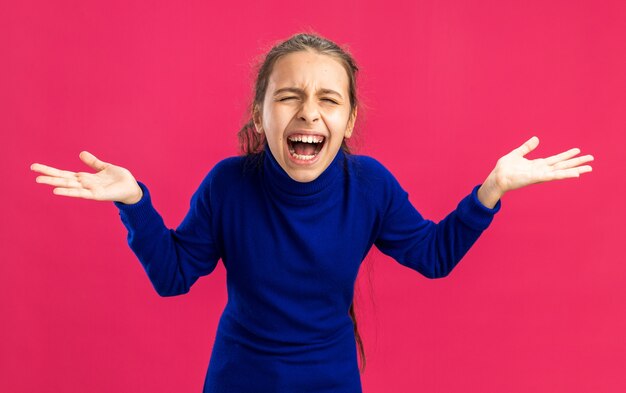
[268,50,349,93]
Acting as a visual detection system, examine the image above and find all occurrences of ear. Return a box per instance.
[344,107,358,139]
[252,104,263,134]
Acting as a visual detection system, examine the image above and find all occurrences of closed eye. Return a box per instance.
[278,96,339,104]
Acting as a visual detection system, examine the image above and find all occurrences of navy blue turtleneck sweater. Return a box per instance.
[114,148,501,392]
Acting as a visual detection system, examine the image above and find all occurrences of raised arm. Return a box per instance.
[31,152,221,296]
[374,181,500,279]
[112,178,221,296]
[374,136,593,279]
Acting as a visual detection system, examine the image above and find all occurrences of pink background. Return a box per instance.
[2,0,625,392]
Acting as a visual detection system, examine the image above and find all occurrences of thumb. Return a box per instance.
[514,136,540,157]
[79,151,108,172]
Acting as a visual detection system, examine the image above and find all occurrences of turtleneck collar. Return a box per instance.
[262,144,345,198]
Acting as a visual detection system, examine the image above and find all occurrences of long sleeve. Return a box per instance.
[113,177,221,296]
[374,177,501,279]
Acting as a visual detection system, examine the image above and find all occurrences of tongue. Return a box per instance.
[293,142,317,156]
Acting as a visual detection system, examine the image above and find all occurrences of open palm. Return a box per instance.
[31,151,143,204]
[493,136,594,194]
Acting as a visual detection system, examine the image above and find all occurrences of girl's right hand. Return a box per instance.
[31,151,143,205]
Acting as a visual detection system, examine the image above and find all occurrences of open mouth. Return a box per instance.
[287,134,325,161]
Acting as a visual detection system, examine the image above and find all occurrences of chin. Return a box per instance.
[286,168,322,183]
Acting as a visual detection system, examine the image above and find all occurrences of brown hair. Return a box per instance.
[237,32,367,372]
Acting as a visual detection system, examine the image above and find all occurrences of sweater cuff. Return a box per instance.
[113,181,158,228]
[456,184,502,231]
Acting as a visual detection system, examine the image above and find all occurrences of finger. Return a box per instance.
[79,151,108,172]
[52,187,95,199]
[552,154,594,170]
[544,148,581,166]
[551,166,593,180]
[514,136,540,157]
[30,163,77,179]
[35,175,83,189]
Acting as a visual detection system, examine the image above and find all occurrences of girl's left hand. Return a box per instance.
[477,136,594,208]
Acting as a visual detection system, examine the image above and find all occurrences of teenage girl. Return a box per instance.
[30,33,593,393]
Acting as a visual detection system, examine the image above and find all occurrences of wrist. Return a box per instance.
[477,171,504,209]
[120,186,143,205]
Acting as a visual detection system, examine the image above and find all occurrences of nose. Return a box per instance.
[297,98,320,123]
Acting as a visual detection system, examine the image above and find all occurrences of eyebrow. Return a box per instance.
[273,87,344,99]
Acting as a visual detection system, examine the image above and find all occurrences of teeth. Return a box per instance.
[288,135,324,143]
[291,152,316,160]
[288,147,317,161]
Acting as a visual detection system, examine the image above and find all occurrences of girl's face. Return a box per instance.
[254,50,356,183]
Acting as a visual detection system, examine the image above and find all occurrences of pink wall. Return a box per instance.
[3,0,625,392]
